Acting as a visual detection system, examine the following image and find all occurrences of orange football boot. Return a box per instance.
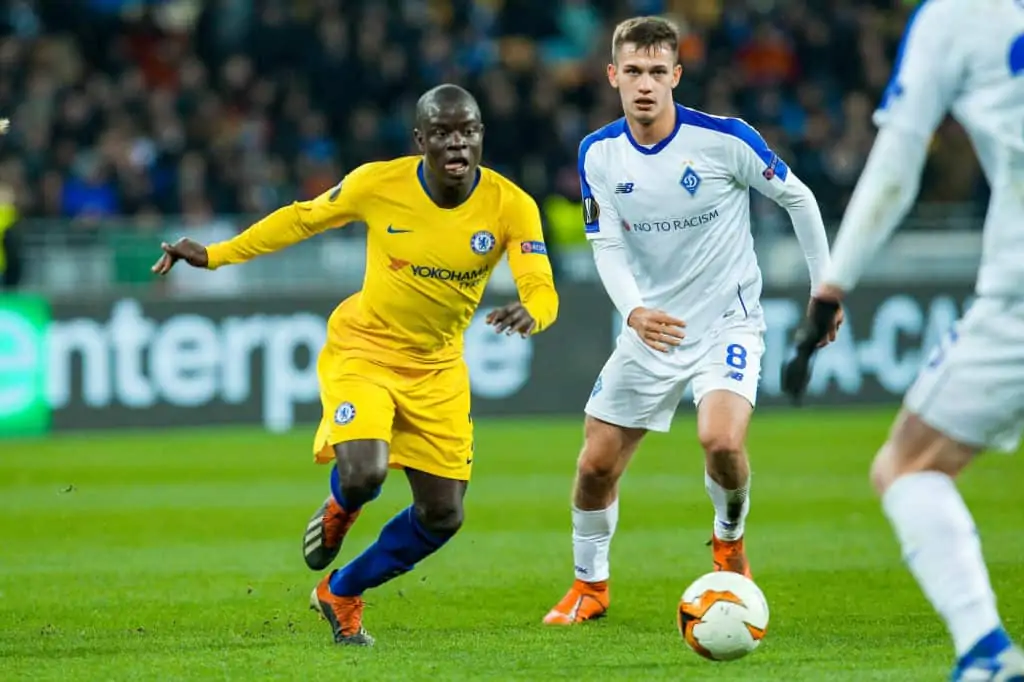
[303,496,361,571]
[309,571,374,646]
[543,579,609,624]
[711,535,753,579]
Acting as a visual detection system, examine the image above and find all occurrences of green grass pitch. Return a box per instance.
[1,409,1021,681]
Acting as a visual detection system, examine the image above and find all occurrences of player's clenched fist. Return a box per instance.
[151,238,209,275]
[627,307,686,352]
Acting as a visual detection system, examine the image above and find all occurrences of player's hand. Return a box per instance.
[808,293,844,349]
[486,302,535,337]
[781,290,844,404]
[627,307,686,353]
[152,238,209,275]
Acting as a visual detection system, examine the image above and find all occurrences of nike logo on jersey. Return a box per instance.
[387,225,413,234]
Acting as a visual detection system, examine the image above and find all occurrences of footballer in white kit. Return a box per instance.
[783,1,1024,679]
[543,16,841,626]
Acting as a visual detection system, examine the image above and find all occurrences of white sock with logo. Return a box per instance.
[882,472,1002,657]
[572,499,619,583]
[705,470,750,542]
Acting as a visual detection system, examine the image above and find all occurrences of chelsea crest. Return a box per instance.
[470,230,496,255]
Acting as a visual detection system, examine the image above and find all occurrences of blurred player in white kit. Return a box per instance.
[543,15,842,625]
[783,1,1024,679]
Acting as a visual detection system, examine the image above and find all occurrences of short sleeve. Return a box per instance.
[872,1,962,138]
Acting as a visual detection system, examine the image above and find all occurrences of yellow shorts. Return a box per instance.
[312,351,474,481]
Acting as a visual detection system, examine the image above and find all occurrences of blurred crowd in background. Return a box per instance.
[0,0,989,289]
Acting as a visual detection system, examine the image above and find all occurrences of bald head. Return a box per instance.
[413,84,484,193]
[415,84,480,126]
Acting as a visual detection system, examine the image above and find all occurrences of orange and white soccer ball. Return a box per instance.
[677,571,769,661]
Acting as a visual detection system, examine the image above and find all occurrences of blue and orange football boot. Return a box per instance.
[310,571,374,646]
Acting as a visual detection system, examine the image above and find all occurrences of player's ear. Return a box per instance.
[606,63,617,88]
[672,63,683,87]
[413,128,425,153]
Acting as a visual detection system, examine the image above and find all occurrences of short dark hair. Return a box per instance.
[611,16,680,62]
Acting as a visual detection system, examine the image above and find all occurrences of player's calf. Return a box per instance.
[698,391,753,576]
[872,410,1013,670]
[575,416,643,509]
[544,418,642,624]
[303,443,388,571]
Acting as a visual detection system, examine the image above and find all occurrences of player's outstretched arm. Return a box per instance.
[491,191,559,337]
[153,167,371,275]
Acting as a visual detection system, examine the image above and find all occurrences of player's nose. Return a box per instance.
[448,131,467,148]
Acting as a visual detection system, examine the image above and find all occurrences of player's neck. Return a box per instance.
[626,106,677,147]
[422,170,474,209]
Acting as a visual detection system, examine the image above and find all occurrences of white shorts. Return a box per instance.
[905,296,1024,453]
[585,315,765,433]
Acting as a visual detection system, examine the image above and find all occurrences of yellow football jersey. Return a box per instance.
[206,156,558,368]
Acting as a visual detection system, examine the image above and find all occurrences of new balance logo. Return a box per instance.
[614,183,634,194]
[387,225,413,234]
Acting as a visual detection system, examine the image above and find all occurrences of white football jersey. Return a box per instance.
[580,103,820,343]
[875,0,1024,296]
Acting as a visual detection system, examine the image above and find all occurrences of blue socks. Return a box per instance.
[329,505,453,597]
[329,464,382,512]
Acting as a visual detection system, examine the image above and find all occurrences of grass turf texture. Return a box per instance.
[1,410,1021,681]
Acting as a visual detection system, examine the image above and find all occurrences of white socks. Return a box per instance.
[882,471,1002,657]
[705,470,750,541]
[572,499,619,583]
[571,472,750,583]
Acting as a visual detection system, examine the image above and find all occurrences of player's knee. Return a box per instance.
[578,418,638,485]
[869,445,898,496]
[870,411,977,496]
[414,500,464,536]
[577,449,619,484]
[333,441,389,504]
[699,431,744,461]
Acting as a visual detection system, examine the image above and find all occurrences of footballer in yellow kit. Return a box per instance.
[152,84,558,646]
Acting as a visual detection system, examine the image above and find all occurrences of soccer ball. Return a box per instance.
[677,571,769,661]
